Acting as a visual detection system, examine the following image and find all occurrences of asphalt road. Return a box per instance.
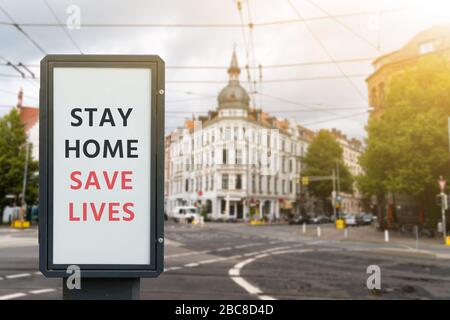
[0,222,449,300]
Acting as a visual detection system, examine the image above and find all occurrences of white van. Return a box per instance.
[171,206,200,223]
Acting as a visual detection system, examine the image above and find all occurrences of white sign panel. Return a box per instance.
[52,67,151,265]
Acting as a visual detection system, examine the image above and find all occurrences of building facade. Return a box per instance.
[165,51,313,221]
[330,129,365,213]
[367,24,450,117]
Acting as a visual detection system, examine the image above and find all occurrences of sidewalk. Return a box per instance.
[294,224,450,258]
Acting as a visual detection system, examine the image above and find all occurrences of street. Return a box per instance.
[0,222,449,300]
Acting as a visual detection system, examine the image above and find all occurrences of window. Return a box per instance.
[222,174,229,190]
[211,174,214,190]
[236,174,242,190]
[282,179,286,194]
[258,175,262,194]
[205,176,209,191]
[223,148,228,164]
[289,159,293,173]
[236,149,242,165]
[252,174,256,193]
[267,177,271,194]
[234,127,239,140]
[225,127,231,141]
[185,179,189,192]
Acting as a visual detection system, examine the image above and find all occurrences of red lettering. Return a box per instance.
[85,171,101,190]
[123,203,135,221]
[103,171,119,190]
[121,171,133,190]
[109,202,121,221]
[91,202,106,221]
[69,202,80,221]
[70,171,82,190]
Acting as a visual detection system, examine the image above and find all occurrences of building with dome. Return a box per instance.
[165,50,315,221]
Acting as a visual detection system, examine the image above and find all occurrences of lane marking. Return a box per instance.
[6,273,31,279]
[184,263,200,268]
[0,293,27,300]
[229,248,313,300]
[29,288,56,295]
[165,243,266,259]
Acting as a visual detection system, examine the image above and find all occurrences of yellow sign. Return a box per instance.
[336,219,345,230]
[446,236,450,246]
[302,177,309,186]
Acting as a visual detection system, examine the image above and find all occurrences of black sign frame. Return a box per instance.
[39,55,165,278]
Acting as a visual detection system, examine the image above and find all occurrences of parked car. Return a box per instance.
[360,213,374,225]
[310,215,331,224]
[170,206,200,224]
[289,215,310,225]
[344,213,358,226]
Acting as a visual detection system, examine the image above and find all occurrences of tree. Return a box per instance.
[303,130,353,213]
[359,55,450,222]
[0,108,39,210]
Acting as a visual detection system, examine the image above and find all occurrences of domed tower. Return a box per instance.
[217,50,250,117]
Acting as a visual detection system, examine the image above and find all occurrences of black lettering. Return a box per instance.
[65,140,80,158]
[70,108,82,126]
[103,140,124,158]
[118,108,133,126]
[127,140,138,158]
[99,108,115,127]
[83,139,100,158]
[84,108,97,126]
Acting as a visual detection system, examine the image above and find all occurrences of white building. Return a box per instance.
[330,129,365,213]
[165,51,313,221]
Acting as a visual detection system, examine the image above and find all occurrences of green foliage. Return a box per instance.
[303,130,353,202]
[0,109,39,209]
[359,55,450,201]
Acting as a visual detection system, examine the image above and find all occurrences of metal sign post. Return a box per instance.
[39,55,165,299]
[439,176,448,243]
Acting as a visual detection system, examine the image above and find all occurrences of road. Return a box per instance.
[0,222,449,300]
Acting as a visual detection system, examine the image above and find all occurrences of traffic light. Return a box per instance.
[436,194,449,210]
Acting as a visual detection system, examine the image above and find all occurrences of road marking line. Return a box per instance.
[216,247,232,251]
[34,272,42,275]
[0,277,3,280]
[184,263,199,267]
[260,295,277,300]
[6,273,31,279]
[0,293,27,300]
[229,248,314,301]
[231,276,262,295]
[29,288,56,295]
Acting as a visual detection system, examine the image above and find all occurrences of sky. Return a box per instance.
[1,0,450,140]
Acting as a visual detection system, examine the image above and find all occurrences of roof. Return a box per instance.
[18,106,39,133]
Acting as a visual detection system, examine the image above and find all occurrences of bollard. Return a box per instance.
[302,222,306,234]
[344,228,348,239]
[384,230,389,243]
[415,226,419,251]
[317,226,321,237]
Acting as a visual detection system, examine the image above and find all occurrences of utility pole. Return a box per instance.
[439,176,448,243]
[20,142,30,221]
[332,169,337,221]
[336,162,341,219]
